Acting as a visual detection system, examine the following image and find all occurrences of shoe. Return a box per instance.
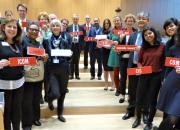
[143,113,149,124]
[75,76,80,80]
[104,87,108,90]
[132,118,141,128]
[84,66,88,69]
[58,115,66,122]
[119,95,125,103]
[48,101,54,111]
[115,91,120,96]
[69,76,74,80]
[109,87,115,91]
[98,77,102,80]
[90,76,95,80]
[144,123,152,130]
[33,120,41,126]
[119,98,125,103]
[40,97,44,104]
[122,112,134,120]
[23,127,32,130]
[66,88,69,93]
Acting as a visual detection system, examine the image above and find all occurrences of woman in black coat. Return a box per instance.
[46,19,71,122]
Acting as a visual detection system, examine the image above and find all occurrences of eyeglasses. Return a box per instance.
[29,28,39,32]
[18,10,26,12]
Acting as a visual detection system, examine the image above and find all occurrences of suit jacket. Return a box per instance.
[82,23,93,37]
[89,26,102,49]
[127,31,139,68]
[119,28,137,61]
[67,24,84,44]
[67,24,84,50]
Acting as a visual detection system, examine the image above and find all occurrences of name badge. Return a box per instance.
[1,42,10,46]
[53,58,59,63]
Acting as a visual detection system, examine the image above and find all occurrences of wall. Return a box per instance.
[120,0,180,30]
[0,0,121,24]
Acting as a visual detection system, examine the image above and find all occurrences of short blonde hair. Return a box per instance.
[37,11,49,22]
[124,13,136,23]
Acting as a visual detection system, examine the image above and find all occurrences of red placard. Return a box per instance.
[113,30,133,35]
[84,26,92,30]
[97,40,114,48]
[21,21,27,27]
[115,45,136,52]
[9,57,37,67]
[165,57,180,67]
[84,37,95,42]
[27,47,45,56]
[69,31,84,36]
[127,66,152,76]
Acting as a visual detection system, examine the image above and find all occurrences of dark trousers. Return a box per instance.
[22,81,42,128]
[114,68,120,89]
[84,42,90,67]
[136,72,161,123]
[57,93,66,116]
[119,58,129,95]
[3,86,23,130]
[70,43,81,77]
[89,48,102,77]
[126,75,139,114]
[48,63,69,116]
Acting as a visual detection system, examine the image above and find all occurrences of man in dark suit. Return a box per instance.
[121,12,150,129]
[67,14,84,80]
[89,18,103,80]
[82,15,92,69]
[17,3,31,34]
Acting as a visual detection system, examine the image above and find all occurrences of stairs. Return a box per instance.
[37,54,162,129]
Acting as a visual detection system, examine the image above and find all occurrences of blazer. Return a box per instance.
[67,24,84,44]
[89,26,103,49]
[127,31,139,68]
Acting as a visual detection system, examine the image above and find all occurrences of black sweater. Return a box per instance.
[0,40,24,80]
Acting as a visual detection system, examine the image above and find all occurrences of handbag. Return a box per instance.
[24,60,44,82]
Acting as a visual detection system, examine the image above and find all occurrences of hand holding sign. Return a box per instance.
[175,66,180,74]
[0,59,9,68]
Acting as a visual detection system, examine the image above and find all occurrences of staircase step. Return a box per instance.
[41,87,125,118]
[40,87,162,118]
[68,73,112,87]
[33,114,162,130]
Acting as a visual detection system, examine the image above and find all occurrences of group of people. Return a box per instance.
[0,2,179,130]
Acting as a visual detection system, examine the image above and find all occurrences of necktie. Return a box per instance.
[75,25,77,31]
[86,24,90,36]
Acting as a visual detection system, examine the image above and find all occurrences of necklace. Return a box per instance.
[9,44,20,53]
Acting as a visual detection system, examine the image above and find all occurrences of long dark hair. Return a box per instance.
[102,18,111,34]
[0,18,22,44]
[142,27,161,50]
